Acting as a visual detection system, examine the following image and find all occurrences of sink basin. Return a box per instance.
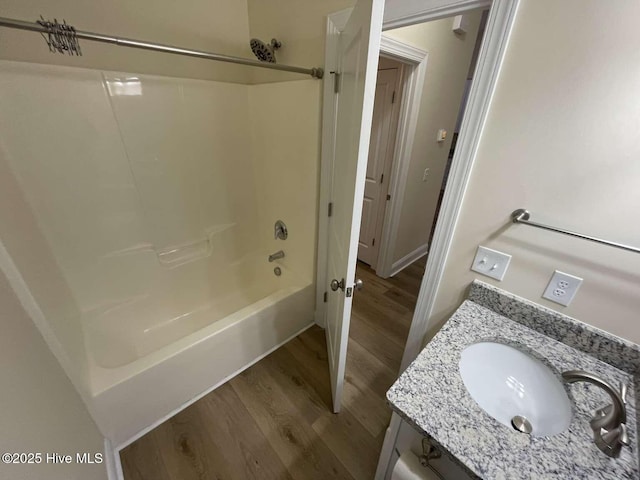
[459,342,572,437]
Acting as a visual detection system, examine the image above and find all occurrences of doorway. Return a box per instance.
[357,11,489,282]
[351,10,489,480]
[355,8,489,283]
[357,56,405,270]
[316,0,520,476]
[318,3,491,415]
[348,0,489,421]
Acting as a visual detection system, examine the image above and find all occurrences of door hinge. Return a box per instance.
[323,291,328,303]
[392,90,396,103]
[380,173,384,183]
[372,238,375,246]
[330,71,341,94]
[386,194,391,201]
[328,202,333,217]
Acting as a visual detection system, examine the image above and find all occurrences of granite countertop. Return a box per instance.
[387,280,640,479]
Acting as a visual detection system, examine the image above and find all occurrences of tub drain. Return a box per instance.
[511,415,532,434]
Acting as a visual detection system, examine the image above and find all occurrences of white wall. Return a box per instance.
[245,0,357,279]
[0,61,260,363]
[249,80,322,283]
[0,0,252,82]
[0,84,89,396]
[430,0,640,343]
[247,0,355,69]
[384,11,483,266]
[0,270,107,480]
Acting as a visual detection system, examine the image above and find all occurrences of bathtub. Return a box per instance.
[83,254,314,446]
[0,60,319,449]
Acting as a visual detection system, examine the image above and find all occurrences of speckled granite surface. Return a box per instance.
[467,281,640,375]
[387,282,639,479]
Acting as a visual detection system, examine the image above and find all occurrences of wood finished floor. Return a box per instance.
[121,258,426,480]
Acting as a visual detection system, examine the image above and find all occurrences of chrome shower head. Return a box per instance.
[250,38,281,63]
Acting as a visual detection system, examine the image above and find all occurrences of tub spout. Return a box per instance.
[268,250,285,262]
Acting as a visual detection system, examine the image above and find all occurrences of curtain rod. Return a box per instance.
[0,16,324,79]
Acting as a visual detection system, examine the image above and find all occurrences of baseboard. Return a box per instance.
[389,243,428,277]
[108,321,315,475]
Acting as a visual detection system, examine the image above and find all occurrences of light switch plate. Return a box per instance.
[542,270,583,307]
[470,246,512,281]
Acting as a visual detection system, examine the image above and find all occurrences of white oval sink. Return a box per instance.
[459,342,572,437]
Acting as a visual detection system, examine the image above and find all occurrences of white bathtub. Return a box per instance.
[0,61,319,448]
[83,255,314,446]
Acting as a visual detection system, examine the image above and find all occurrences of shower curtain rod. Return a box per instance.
[0,16,324,79]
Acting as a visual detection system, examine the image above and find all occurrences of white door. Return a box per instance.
[324,0,385,413]
[358,66,401,268]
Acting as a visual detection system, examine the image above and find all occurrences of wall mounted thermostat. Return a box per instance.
[452,15,469,34]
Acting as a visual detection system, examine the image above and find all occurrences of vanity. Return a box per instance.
[386,280,640,479]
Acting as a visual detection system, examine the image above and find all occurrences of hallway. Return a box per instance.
[121,259,425,480]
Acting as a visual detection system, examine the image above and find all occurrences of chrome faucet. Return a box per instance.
[268,250,285,262]
[562,370,629,458]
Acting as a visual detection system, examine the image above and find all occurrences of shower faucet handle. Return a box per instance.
[274,220,288,240]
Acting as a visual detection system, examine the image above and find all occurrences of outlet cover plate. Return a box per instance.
[542,270,583,307]
[470,246,512,281]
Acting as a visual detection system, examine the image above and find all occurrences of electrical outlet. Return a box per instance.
[423,168,430,181]
[542,270,583,307]
[470,246,512,281]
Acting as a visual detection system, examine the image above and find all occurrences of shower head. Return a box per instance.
[249,38,281,63]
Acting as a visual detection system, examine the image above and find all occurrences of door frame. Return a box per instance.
[314,0,520,475]
[387,0,520,380]
[316,0,519,348]
[373,0,520,478]
[374,37,428,278]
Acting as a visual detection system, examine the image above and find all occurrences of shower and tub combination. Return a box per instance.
[0,17,323,447]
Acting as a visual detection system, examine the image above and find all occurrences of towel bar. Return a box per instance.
[511,209,640,254]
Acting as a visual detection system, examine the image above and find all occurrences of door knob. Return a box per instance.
[355,279,364,291]
[330,278,345,291]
